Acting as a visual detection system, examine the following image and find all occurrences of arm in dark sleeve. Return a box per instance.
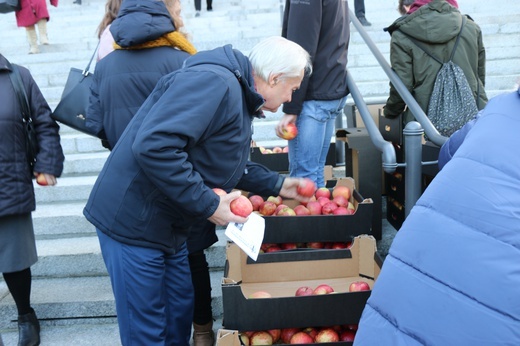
[23,68,64,176]
[235,161,285,197]
[384,35,413,118]
[86,73,108,141]
[281,0,321,115]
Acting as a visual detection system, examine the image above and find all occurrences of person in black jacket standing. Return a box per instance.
[276,0,350,189]
[0,53,64,346]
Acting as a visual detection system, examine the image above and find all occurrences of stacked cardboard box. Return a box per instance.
[218,235,381,345]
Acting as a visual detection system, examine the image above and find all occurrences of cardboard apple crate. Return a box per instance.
[221,235,382,331]
[250,143,336,173]
[216,328,355,346]
[262,177,373,243]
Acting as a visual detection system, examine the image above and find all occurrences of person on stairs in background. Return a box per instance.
[15,0,58,54]
[95,0,123,61]
[276,0,350,188]
[0,53,64,346]
[194,0,212,17]
[354,0,371,26]
[383,0,487,128]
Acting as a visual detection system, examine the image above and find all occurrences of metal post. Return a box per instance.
[403,121,424,217]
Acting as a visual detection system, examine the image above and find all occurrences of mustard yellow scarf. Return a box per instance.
[114,31,197,55]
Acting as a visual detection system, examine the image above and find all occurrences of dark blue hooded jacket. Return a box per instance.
[354,87,520,345]
[83,45,283,254]
[86,0,191,150]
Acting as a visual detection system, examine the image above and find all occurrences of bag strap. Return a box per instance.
[6,60,32,126]
[398,16,467,64]
[83,41,100,76]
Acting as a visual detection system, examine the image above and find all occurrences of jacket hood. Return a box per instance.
[184,45,265,117]
[0,54,12,72]
[386,0,462,44]
[110,0,176,47]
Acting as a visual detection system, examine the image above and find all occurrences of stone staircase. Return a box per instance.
[1,0,519,344]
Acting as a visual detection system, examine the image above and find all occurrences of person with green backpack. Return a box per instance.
[383,0,488,136]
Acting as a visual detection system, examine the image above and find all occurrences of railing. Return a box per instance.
[348,10,448,217]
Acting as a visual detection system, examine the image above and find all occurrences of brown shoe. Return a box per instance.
[193,321,215,346]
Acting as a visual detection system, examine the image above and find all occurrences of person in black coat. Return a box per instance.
[0,53,64,346]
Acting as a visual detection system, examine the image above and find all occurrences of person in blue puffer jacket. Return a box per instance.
[83,36,313,345]
[354,85,520,345]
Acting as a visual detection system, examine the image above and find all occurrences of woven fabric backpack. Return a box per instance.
[401,17,479,137]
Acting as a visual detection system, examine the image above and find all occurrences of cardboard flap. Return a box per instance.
[216,329,241,346]
[357,235,378,279]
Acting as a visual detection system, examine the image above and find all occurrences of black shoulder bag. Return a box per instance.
[8,62,40,173]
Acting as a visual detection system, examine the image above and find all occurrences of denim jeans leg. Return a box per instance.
[289,97,347,187]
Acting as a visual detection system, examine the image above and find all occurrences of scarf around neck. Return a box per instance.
[113,31,197,55]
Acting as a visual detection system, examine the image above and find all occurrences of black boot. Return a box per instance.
[17,309,40,346]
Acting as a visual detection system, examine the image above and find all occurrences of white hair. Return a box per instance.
[248,36,312,82]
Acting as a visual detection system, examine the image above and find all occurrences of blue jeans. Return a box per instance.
[289,97,347,187]
[97,229,194,346]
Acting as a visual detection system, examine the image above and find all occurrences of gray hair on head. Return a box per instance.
[248,36,312,83]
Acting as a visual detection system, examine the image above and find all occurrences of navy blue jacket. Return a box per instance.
[83,45,284,254]
[86,0,191,150]
[354,87,520,345]
[0,55,64,217]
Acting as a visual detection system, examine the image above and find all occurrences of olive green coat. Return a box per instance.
[384,0,487,125]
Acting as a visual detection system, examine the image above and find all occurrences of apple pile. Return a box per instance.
[260,241,352,253]
[258,146,290,154]
[239,324,358,344]
[249,183,355,217]
[295,284,334,296]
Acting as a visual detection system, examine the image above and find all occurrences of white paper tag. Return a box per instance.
[225,212,265,261]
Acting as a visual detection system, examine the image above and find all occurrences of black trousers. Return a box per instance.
[354,0,366,18]
[188,250,213,325]
[194,0,213,11]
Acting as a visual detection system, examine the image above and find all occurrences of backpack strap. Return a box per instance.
[398,16,467,64]
[6,60,32,125]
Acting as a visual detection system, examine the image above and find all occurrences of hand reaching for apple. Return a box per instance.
[275,114,297,139]
[208,190,249,226]
[279,177,313,203]
[34,172,57,186]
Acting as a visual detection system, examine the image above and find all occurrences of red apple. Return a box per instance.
[258,146,267,154]
[249,195,264,211]
[293,205,311,216]
[258,201,277,216]
[345,324,358,331]
[250,331,273,345]
[313,284,334,295]
[317,196,330,207]
[281,328,300,344]
[349,281,370,292]
[272,146,283,153]
[281,242,298,250]
[267,329,281,343]
[332,195,349,208]
[331,242,349,249]
[261,243,276,252]
[315,328,339,343]
[277,207,296,216]
[290,331,314,344]
[297,178,316,197]
[230,195,253,218]
[275,204,290,214]
[307,242,324,249]
[249,291,272,299]
[280,122,298,140]
[306,201,322,215]
[36,173,48,186]
[282,146,289,153]
[299,195,315,207]
[333,206,349,215]
[266,195,283,206]
[332,185,351,200]
[322,201,339,215]
[295,286,314,296]
[302,327,318,340]
[265,245,282,253]
[314,187,331,199]
[212,187,226,196]
[339,330,356,342]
